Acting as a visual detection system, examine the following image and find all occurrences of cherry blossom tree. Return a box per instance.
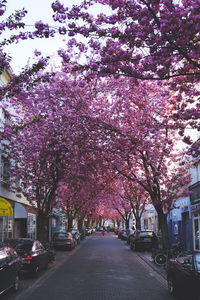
[1,62,191,248]
[1,0,199,159]
[51,0,200,158]
[120,179,150,230]
[0,69,107,240]
[91,78,192,249]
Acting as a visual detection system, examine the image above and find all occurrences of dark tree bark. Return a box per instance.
[155,203,170,250]
[37,212,49,243]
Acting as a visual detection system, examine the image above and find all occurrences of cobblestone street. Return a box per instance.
[11,233,173,300]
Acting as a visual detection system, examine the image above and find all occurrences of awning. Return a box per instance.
[14,202,27,218]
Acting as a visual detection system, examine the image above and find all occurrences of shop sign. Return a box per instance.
[0,197,13,216]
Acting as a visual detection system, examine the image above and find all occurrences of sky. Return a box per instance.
[4,0,82,73]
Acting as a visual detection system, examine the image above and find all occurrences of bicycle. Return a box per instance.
[153,249,167,266]
[153,243,184,267]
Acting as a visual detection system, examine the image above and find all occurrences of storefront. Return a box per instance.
[0,199,37,240]
[190,181,200,251]
[168,197,192,251]
[191,203,200,251]
[0,197,14,241]
[14,202,37,239]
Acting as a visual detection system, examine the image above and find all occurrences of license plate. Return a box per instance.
[143,238,151,242]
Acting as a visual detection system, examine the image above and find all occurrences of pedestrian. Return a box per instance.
[102,230,105,236]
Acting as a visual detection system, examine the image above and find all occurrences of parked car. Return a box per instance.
[42,242,56,263]
[121,229,129,241]
[79,228,86,240]
[10,239,49,277]
[52,232,76,250]
[0,244,21,295]
[117,228,124,239]
[130,230,158,251]
[85,227,92,235]
[71,229,81,245]
[166,253,200,298]
[127,230,135,245]
[3,239,48,278]
[5,238,55,265]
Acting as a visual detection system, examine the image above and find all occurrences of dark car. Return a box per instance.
[42,242,56,263]
[121,229,129,241]
[5,238,55,265]
[71,229,81,245]
[11,239,49,277]
[79,228,86,240]
[166,253,200,299]
[130,230,158,251]
[0,244,21,295]
[117,228,124,239]
[52,232,76,250]
[85,227,92,236]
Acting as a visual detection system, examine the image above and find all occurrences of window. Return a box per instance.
[193,214,200,251]
[27,213,36,240]
[194,253,200,272]
[0,156,10,185]
[189,182,200,203]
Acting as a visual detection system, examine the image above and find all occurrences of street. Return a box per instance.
[3,233,173,300]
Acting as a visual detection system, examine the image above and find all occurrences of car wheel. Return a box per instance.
[12,275,20,292]
[167,276,178,296]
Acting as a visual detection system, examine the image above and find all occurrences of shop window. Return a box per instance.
[193,215,200,251]
[27,213,36,240]
[190,182,200,203]
[0,156,10,185]
[0,216,13,241]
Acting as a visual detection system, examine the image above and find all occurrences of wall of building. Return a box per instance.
[167,197,193,251]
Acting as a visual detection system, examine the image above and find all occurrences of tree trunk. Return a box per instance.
[67,211,73,230]
[37,213,48,243]
[125,219,129,229]
[78,217,83,231]
[136,216,141,230]
[155,203,170,249]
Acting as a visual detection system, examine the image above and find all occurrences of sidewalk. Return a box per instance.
[136,251,167,280]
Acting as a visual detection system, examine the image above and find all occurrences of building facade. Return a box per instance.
[0,68,37,241]
[189,161,200,251]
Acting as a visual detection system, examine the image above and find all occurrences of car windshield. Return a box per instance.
[15,241,33,253]
[194,253,200,272]
[139,232,154,237]
[54,233,69,238]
